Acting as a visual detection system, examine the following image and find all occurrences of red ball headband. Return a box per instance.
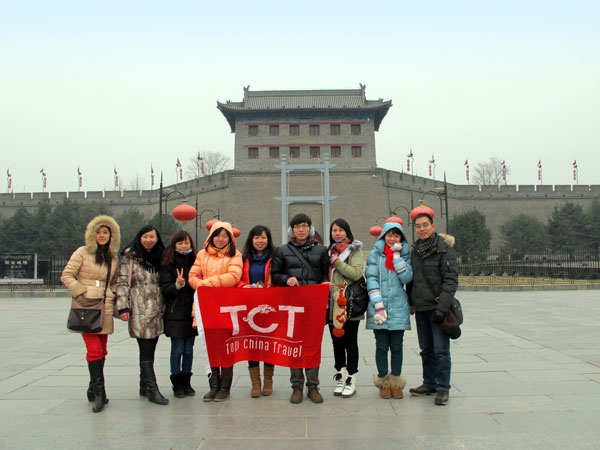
[410,205,435,221]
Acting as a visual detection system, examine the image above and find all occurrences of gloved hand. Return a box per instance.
[392,243,408,274]
[368,289,387,325]
[329,254,339,265]
[374,301,388,325]
[432,309,446,324]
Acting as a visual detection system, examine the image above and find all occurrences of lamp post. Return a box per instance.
[417,183,449,233]
[196,207,219,245]
[159,188,186,235]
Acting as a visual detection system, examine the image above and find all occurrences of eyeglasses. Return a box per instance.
[415,223,432,230]
[293,224,309,229]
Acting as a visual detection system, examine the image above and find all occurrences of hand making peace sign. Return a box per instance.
[175,268,185,289]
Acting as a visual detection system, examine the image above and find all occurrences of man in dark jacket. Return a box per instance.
[271,213,329,404]
[407,207,458,406]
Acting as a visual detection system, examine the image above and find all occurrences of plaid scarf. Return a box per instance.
[329,238,351,256]
[415,233,437,256]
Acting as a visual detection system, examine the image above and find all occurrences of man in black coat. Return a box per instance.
[271,213,329,404]
[407,207,458,406]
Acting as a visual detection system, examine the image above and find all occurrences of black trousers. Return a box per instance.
[248,361,274,368]
[328,320,360,375]
[137,337,159,362]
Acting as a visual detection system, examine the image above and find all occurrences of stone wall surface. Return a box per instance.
[0,169,597,247]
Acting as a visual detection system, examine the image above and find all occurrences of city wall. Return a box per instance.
[0,169,597,247]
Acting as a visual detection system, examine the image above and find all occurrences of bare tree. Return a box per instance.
[472,157,511,185]
[186,151,232,178]
[125,173,147,191]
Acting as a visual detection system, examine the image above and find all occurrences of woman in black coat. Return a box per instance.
[159,230,198,398]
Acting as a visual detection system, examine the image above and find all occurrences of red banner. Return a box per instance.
[194,285,329,370]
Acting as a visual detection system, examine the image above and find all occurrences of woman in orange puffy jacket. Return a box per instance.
[188,221,242,402]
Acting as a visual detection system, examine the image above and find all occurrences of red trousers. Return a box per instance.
[82,334,108,362]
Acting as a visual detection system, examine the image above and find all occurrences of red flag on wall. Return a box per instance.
[176,158,183,180]
[193,285,329,373]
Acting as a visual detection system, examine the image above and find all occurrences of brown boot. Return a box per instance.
[374,374,392,399]
[262,365,274,396]
[307,385,323,403]
[290,386,303,404]
[248,366,261,398]
[390,375,406,399]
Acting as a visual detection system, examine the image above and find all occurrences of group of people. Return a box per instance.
[61,207,458,413]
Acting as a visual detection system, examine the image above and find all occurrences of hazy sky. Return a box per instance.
[2,1,599,193]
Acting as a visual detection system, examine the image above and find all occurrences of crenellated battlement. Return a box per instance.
[0,168,596,247]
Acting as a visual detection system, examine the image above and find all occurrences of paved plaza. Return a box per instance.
[0,290,599,449]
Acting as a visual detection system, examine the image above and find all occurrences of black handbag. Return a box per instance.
[345,276,369,318]
[67,260,111,334]
[67,302,104,333]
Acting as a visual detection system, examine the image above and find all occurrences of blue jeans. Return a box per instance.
[373,329,405,377]
[415,310,451,391]
[170,336,195,374]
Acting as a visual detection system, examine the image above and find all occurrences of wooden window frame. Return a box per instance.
[269,147,280,159]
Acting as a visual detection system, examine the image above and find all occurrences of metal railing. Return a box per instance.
[456,248,600,280]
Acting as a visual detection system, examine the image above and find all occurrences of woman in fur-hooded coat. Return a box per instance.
[61,215,120,413]
[61,215,121,336]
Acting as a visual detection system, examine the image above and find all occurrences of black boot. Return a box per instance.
[87,379,94,402]
[203,368,220,402]
[214,366,233,402]
[140,360,169,405]
[170,373,186,398]
[87,357,107,402]
[139,371,147,397]
[181,372,195,397]
[88,359,108,413]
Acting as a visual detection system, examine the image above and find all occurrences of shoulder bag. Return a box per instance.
[345,276,369,318]
[286,244,317,282]
[67,259,111,333]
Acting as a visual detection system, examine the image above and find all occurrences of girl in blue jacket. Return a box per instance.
[366,222,413,399]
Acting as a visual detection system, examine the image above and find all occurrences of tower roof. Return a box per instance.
[217,85,392,131]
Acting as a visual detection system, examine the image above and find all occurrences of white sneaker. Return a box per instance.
[342,373,357,398]
[333,368,346,396]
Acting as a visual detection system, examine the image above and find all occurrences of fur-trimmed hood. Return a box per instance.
[85,215,121,256]
[438,233,455,248]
